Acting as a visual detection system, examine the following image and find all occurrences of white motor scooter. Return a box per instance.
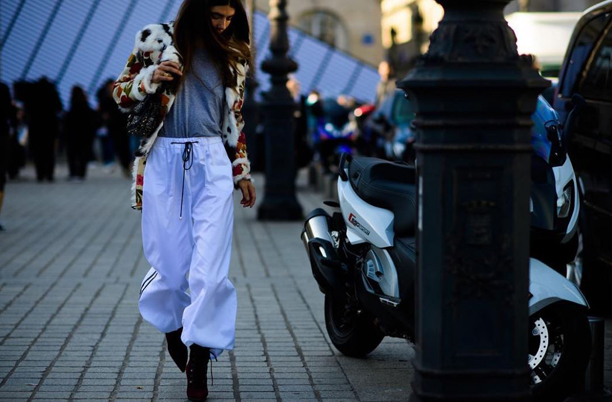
[302,96,591,402]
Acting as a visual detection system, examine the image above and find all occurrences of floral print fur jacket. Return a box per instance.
[113,22,250,210]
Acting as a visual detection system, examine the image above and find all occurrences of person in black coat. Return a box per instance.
[97,79,131,177]
[0,82,15,230]
[63,86,98,180]
[27,78,62,182]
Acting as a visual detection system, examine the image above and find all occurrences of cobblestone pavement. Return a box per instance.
[0,164,412,402]
[1,164,610,402]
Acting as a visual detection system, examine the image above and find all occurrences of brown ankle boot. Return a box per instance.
[165,328,188,372]
[186,344,210,401]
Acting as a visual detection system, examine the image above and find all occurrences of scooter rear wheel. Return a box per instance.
[529,303,591,402]
[324,293,384,357]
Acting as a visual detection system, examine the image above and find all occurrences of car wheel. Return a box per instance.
[576,202,612,316]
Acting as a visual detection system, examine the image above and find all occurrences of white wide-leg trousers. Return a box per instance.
[139,136,236,358]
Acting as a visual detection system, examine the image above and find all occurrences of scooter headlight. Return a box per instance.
[557,182,574,219]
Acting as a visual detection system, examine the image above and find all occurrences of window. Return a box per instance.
[392,93,414,125]
[580,22,612,102]
[559,13,610,98]
[298,10,349,51]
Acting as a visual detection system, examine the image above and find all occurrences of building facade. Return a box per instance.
[255,0,384,67]
[379,0,443,77]
[505,0,602,12]
[379,0,602,78]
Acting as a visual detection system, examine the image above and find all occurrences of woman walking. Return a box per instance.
[0,82,15,231]
[63,86,98,180]
[113,1,255,400]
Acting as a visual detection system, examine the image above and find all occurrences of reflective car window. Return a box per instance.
[392,93,415,125]
[580,23,612,102]
[560,13,610,98]
[374,93,395,121]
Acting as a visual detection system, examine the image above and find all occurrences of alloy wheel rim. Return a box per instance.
[528,315,565,385]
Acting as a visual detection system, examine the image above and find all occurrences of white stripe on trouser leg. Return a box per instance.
[139,137,237,359]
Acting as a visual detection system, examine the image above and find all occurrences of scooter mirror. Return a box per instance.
[545,121,565,166]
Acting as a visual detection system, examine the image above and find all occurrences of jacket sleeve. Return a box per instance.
[229,66,251,185]
[232,130,251,184]
[112,30,162,112]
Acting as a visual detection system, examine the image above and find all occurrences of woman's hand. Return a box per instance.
[152,61,183,84]
[238,179,256,208]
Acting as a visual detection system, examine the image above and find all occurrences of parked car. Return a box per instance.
[554,0,612,314]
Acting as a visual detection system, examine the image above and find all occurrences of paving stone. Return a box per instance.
[29,392,72,399]
[278,391,317,399]
[318,390,358,399]
[238,385,275,392]
[277,384,316,392]
[239,392,278,399]
[115,391,154,399]
[0,392,32,398]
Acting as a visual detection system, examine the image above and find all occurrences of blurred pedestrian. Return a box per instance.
[97,79,131,177]
[7,102,28,180]
[0,83,15,230]
[95,121,115,170]
[27,78,62,182]
[375,60,396,107]
[287,76,313,172]
[305,90,324,148]
[63,86,98,181]
[113,1,254,400]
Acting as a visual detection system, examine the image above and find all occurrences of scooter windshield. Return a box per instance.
[531,96,560,164]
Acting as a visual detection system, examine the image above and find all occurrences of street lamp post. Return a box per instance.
[397,0,549,400]
[257,0,303,221]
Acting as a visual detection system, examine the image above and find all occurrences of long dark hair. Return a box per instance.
[174,0,252,88]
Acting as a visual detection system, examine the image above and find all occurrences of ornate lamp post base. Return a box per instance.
[257,195,303,221]
[257,0,303,221]
[398,0,549,400]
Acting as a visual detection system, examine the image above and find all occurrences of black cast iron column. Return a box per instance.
[397,1,549,400]
[257,0,302,221]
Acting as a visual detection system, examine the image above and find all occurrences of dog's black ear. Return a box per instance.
[140,29,151,43]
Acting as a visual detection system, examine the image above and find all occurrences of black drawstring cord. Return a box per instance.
[210,354,217,386]
[172,141,198,220]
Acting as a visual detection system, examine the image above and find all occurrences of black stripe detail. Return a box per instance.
[0,0,26,50]
[87,0,139,94]
[55,0,102,85]
[140,272,158,296]
[308,45,334,92]
[158,0,176,23]
[20,0,66,79]
[341,63,363,96]
[140,271,157,294]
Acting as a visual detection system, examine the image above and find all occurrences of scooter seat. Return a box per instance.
[348,157,416,236]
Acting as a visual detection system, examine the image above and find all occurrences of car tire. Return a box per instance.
[577,203,612,316]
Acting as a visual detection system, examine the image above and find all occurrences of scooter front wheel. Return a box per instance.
[529,303,591,402]
[324,293,384,357]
